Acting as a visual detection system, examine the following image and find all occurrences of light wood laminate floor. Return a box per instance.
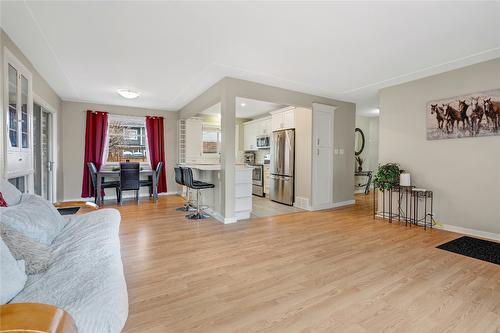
[109,194,500,333]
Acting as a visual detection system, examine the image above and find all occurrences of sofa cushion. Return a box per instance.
[12,209,128,333]
[0,238,27,304]
[0,194,66,245]
[0,224,51,274]
[0,180,22,206]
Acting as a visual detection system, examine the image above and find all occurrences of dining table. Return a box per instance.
[96,168,158,205]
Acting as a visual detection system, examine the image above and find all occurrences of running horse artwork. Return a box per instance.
[426,89,500,140]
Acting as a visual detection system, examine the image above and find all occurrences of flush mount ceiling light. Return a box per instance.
[117,89,140,99]
[240,102,246,107]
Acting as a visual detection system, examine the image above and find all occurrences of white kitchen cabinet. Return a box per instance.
[261,116,272,135]
[185,118,203,162]
[271,108,295,131]
[263,164,270,195]
[243,121,257,151]
[311,103,335,210]
[243,117,272,151]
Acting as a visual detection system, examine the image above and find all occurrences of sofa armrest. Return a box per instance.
[0,303,78,333]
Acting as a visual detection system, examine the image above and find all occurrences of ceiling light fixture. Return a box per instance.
[240,102,246,107]
[117,89,140,99]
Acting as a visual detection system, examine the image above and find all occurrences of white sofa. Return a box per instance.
[0,181,128,333]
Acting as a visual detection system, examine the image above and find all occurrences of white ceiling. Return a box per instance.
[1,2,499,116]
[200,98,286,119]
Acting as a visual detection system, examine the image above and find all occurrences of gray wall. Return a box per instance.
[0,29,64,199]
[379,58,500,235]
[61,101,177,200]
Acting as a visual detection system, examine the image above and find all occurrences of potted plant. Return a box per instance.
[355,156,364,172]
[373,163,401,191]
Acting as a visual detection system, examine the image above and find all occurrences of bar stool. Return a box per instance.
[182,167,215,220]
[174,166,194,211]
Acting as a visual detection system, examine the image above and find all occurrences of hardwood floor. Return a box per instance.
[109,194,500,333]
[251,195,304,218]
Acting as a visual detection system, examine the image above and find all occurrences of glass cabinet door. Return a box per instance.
[8,64,18,148]
[21,74,29,148]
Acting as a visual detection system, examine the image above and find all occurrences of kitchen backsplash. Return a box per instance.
[255,149,270,164]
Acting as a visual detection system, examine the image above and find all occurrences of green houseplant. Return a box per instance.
[373,163,401,191]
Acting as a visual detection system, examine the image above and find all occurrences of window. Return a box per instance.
[202,125,221,154]
[106,116,148,163]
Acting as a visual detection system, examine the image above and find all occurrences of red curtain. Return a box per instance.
[81,111,108,198]
[145,116,167,193]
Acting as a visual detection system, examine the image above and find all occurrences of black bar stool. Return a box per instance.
[174,166,194,211]
[182,167,215,220]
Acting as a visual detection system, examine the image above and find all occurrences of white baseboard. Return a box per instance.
[333,199,356,208]
[375,214,500,242]
[294,196,312,211]
[205,208,239,224]
[435,224,500,242]
[311,199,355,211]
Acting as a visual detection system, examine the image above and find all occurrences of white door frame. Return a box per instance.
[33,94,58,202]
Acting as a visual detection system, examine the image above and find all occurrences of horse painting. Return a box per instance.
[426,89,500,140]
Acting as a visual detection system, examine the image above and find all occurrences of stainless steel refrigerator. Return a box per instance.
[270,129,295,205]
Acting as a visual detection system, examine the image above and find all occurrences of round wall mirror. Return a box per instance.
[354,128,365,156]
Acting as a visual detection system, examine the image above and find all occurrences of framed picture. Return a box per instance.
[426,89,500,140]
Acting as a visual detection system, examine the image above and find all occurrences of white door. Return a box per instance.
[33,104,54,201]
[311,103,335,209]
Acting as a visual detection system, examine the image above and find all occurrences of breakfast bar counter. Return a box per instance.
[180,164,254,223]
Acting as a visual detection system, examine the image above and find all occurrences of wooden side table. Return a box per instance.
[0,303,78,333]
[54,201,99,215]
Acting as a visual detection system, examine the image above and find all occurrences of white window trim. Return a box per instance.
[102,114,151,169]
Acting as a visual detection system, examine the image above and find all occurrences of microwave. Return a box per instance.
[256,135,270,149]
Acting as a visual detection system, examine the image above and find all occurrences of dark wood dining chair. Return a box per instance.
[140,161,163,201]
[118,162,140,204]
[87,162,120,204]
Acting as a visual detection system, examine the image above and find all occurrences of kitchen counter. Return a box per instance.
[178,164,253,223]
[182,163,254,171]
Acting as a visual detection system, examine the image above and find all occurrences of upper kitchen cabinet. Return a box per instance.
[243,116,272,151]
[271,107,295,131]
[243,121,257,151]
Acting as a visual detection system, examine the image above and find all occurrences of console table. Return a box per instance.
[354,170,373,194]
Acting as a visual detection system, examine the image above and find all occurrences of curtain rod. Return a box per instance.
[84,110,163,119]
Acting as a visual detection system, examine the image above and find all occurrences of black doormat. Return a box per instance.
[57,207,80,215]
[436,236,500,265]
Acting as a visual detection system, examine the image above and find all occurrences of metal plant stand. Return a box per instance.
[373,185,434,229]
